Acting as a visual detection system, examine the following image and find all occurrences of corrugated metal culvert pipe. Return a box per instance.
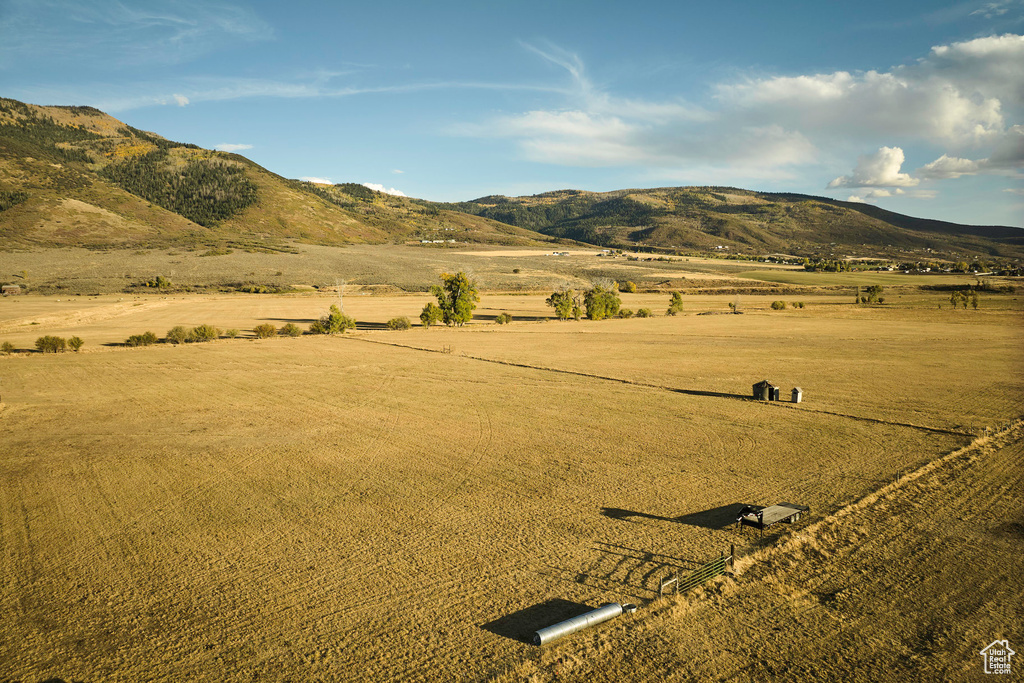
[532,603,634,646]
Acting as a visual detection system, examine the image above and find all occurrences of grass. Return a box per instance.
[0,287,1021,681]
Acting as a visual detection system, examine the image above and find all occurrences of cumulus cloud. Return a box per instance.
[214,143,253,152]
[460,34,1024,189]
[915,126,1024,178]
[172,93,189,107]
[300,176,332,184]
[916,154,983,179]
[828,147,920,188]
[362,182,407,197]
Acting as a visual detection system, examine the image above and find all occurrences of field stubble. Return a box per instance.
[0,291,1020,681]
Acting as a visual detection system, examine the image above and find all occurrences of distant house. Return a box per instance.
[2,285,22,296]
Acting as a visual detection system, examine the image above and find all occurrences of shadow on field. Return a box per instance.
[261,316,314,324]
[474,313,550,323]
[601,507,676,523]
[667,388,751,400]
[481,599,593,644]
[675,503,758,529]
[602,503,759,530]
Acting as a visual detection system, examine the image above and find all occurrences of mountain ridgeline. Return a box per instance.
[0,97,1021,259]
[424,188,1024,259]
[0,97,550,250]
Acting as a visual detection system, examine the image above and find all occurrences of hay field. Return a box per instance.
[495,422,1024,682]
[0,291,1021,681]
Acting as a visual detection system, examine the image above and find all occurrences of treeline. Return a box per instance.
[0,98,100,164]
[101,150,258,226]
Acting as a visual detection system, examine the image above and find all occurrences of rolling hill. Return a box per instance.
[0,97,554,251]
[1,97,1021,261]
[428,188,1024,260]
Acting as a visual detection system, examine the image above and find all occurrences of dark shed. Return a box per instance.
[752,380,772,400]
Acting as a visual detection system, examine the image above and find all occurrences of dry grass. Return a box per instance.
[495,423,1024,682]
[0,288,1021,681]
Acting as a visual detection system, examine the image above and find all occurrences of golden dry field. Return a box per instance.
[0,286,1022,682]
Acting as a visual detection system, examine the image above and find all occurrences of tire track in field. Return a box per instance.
[346,336,975,438]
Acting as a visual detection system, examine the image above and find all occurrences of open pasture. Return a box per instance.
[0,290,1021,681]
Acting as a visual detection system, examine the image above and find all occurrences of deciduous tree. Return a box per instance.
[430,272,479,326]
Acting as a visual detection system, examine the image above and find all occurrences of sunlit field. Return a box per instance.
[1,288,1021,681]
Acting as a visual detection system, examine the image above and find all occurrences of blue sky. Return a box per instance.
[2,0,1022,227]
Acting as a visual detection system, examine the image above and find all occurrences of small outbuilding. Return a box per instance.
[791,387,803,403]
[752,380,779,401]
[2,285,21,296]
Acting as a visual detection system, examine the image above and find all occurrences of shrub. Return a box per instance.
[494,313,512,325]
[771,300,787,310]
[35,335,67,353]
[512,268,521,274]
[619,308,634,318]
[190,324,220,342]
[68,336,84,352]
[666,292,684,316]
[419,302,443,328]
[166,326,190,344]
[791,301,805,309]
[225,328,240,338]
[584,285,621,320]
[635,308,653,318]
[279,322,303,337]
[2,341,16,354]
[253,323,277,339]
[309,305,356,334]
[618,280,637,293]
[145,275,172,289]
[126,331,159,347]
[386,317,412,331]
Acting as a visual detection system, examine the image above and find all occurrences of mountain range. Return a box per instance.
[1,97,1021,261]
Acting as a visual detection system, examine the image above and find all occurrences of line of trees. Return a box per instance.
[950,290,980,309]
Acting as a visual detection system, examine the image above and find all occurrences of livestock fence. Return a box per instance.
[659,545,737,597]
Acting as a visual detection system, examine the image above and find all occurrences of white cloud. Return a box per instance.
[459,35,1024,186]
[0,0,274,68]
[362,182,407,197]
[916,154,983,179]
[1004,187,1024,195]
[828,147,920,188]
[214,143,252,152]
[172,93,189,107]
[915,126,1024,178]
[392,169,404,174]
[970,2,1012,18]
[300,176,332,184]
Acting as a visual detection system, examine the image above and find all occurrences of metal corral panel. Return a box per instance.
[533,603,623,646]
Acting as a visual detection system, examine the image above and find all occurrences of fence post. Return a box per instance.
[730,544,735,569]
